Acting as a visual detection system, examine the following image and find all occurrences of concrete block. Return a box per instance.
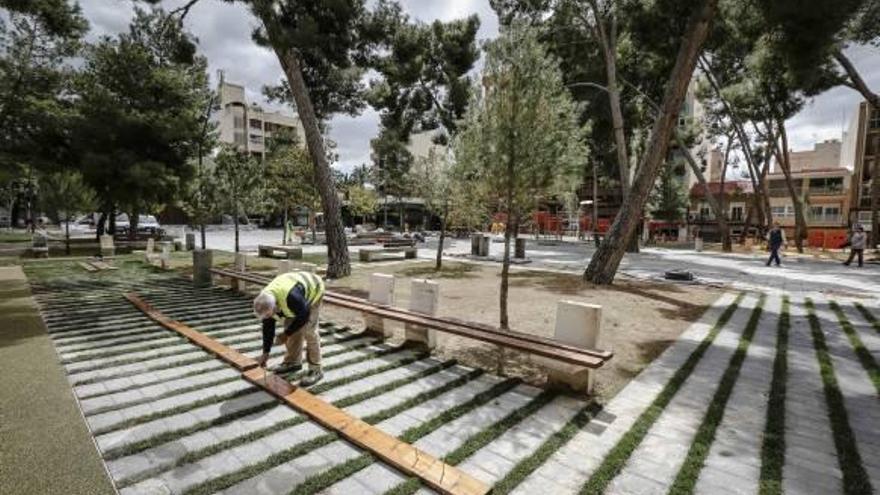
[514,238,526,259]
[145,237,155,253]
[365,273,395,338]
[478,235,490,257]
[405,279,439,349]
[471,234,482,255]
[185,232,195,251]
[538,300,602,395]
[193,249,213,288]
[695,237,704,252]
[100,234,115,257]
[232,252,247,292]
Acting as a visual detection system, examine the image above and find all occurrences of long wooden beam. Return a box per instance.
[209,268,611,368]
[124,291,489,495]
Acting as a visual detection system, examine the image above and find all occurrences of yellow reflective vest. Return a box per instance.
[261,271,325,321]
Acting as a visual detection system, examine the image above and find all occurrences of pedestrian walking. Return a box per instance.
[252,271,325,386]
[766,222,786,267]
[843,224,867,268]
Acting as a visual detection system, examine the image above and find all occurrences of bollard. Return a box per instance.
[100,234,115,257]
[537,300,602,395]
[471,234,481,255]
[364,273,395,338]
[277,259,292,275]
[514,238,526,259]
[159,241,172,270]
[478,235,490,257]
[405,279,439,349]
[185,232,195,251]
[232,253,247,292]
[193,249,213,288]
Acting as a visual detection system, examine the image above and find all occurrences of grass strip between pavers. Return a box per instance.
[578,292,745,494]
[105,359,459,462]
[668,293,767,494]
[385,390,561,495]
[829,301,880,395]
[758,296,790,495]
[491,403,603,495]
[853,302,880,334]
[183,375,511,495]
[286,377,519,495]
[805,298,873,495]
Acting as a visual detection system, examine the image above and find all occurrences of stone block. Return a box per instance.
[365,273,395,338]
[537,300,602,395]
[478,235,490,257]
[232,252,247,292]
[471,234,482,255]
[192,249,213,288]
[695,237,704,252]
[405,279,439,349]
[100,234,115,257]
[185,232,195,251]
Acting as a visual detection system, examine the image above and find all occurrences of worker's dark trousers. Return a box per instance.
[844,249,864,267]
[766,247,781,266]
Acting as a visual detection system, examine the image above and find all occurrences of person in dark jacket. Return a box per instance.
[253,271,325,386]
[766,223,786,267]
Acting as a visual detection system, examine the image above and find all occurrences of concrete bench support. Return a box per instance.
[471,234,481,255]
[478,235,489,257]
[514,238,526,259]
[185,232,195,251]
[100,234,115,257]
[405,279,439,349]
[231,253,247,292]
[193,250,213,288]
[539,300,602,395]
[158,241,172,269]
[364,273,395,338]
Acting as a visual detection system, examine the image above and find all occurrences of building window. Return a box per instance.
[233,116,245,129]
[771,206,787,217]
[249,119,262,130]
[871,109,880,129]
[810,206,823,217]
[808,176,843,193]
[699,207,711,219]
[731,206,744,221]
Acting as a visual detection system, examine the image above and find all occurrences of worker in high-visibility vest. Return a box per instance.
[253,271,325,386]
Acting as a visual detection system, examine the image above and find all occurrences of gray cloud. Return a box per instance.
[76,1,879,171]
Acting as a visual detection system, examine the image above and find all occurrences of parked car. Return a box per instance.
[114,214,162,235]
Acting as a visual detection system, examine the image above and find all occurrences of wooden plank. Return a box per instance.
[242,368,489,495]
[124,292,258,371]
[208,268,612,367]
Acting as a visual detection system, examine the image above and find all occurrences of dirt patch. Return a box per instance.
[322,260,722,402]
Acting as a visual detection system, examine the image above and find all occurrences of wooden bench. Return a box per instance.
[381,238,415,248]
[359,247,417,262]
[258,244,303,259]
[208,268,613,370]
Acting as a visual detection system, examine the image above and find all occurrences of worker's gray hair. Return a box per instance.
[253,292,276,319]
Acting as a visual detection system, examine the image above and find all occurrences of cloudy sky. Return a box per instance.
[80,0,879,172]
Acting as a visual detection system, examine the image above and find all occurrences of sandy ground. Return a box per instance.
[0,267,115,495]
[313,260,722,402]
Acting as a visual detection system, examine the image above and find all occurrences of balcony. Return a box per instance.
[807,186,844,196]
[806,213,844,225]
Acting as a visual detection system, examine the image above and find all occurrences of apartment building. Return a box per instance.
[216,78,304,159]
[842,100,880,228]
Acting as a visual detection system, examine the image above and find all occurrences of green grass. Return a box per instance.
[492,404,602,495]
[853,303,880,334]
[668,294,766,494]
[285,377,520,495]
[805,298,873,495]
[384,390,563,495]
[0,231,36,243]
[306,353,430,395]
[579,293,744,494]
[758,296,790,495]
[829,301,880,395]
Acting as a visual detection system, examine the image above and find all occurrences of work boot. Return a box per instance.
[299,368,324,387]
[271,362,302,374]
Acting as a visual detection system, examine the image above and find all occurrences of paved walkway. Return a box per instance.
[25,259,880,494]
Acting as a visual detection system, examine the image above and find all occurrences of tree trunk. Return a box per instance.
[584,0,718,284]
[65,216,70,255]
[96,209,107,239]
[266,44,350,277]
[282,207,289,245]
[234,206,240,253]
[129,209,139,241]
[835,50,880,110]
[719,137,734,252]
[200,223,206,250]
[774,121,806,253]
[759,152,773,228]
[436,200,448,271]
[677,132,729,249]
[108,207,116,236]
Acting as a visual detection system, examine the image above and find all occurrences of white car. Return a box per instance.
[114,214,162,235]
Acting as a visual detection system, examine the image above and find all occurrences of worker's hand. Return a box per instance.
[256,353,269,368]
[274,333,289,346]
